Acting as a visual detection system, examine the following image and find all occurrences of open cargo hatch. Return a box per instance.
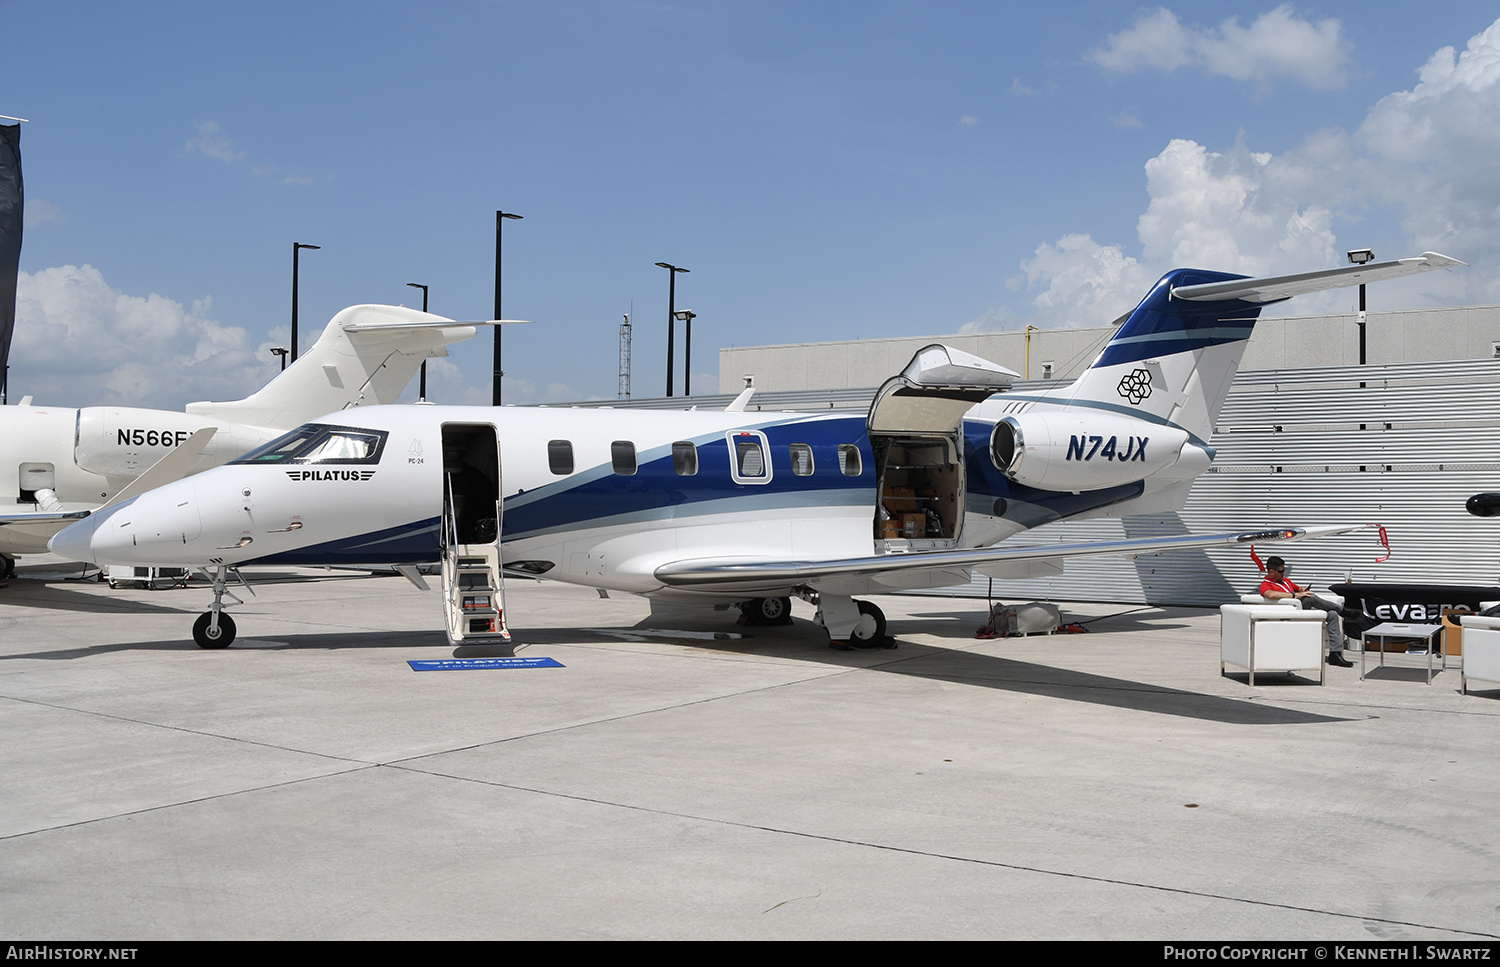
[867,345,1017,551]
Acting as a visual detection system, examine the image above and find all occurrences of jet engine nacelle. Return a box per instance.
[989,412,1192,492]
[74,408,272,478]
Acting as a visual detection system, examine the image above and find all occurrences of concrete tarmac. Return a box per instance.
[1,559,1497,940]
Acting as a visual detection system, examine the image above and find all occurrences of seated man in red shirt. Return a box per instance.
[1260,555,1352,666]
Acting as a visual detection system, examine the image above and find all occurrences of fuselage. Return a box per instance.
[48,397,1203,600]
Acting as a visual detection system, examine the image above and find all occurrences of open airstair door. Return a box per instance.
[440,423,513,653]
[868,345,1017,552]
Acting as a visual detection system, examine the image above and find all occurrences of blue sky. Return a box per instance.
[5,2,1499,408]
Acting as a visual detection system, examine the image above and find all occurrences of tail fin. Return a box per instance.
[1047,252,1464,442]
[185,305,483,427]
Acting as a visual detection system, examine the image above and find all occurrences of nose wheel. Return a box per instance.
[193,611,236,649]
[192,565,246,649]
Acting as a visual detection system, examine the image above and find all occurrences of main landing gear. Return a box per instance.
[815,594,893,651]
[738,595,794,626]
[192,565,247,649]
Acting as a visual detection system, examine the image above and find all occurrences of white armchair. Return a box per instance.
[1239,592,1345,609]
[1239,594,1299,607]
[1458,615,1500,695]
[1220,604,1329,685]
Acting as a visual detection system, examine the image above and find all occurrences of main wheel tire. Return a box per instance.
[742,596,794,626]
[757,595,793,625]
[849,600,888,647]
[192,611,236,649]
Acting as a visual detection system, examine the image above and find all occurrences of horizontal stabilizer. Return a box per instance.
[655,524,1363,594]
[1172,252,1464,304]
[341,318,532,332]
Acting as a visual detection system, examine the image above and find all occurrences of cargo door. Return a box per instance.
[867,345,1017,552]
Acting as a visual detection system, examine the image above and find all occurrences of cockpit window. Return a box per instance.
[230,424,389,465]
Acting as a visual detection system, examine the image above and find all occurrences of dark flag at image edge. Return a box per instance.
[0,122,22,404]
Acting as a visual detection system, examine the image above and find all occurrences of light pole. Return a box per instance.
[655,262,689,396]
[270,347,288,371]
[1348,248,1374,365]
[674,309,696,395]
[291,242,320,363]
[406,282,429,400]
[494,211,523,405]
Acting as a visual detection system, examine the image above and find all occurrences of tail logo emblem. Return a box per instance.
[1117,369,1152,404]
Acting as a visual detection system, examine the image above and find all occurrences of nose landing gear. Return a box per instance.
[192,565,247,649]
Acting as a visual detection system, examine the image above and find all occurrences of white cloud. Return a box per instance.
[10,264,276,408]
[1135,138,1339,276]
[1015,18,1500,327]
[1089,5,1350,91]
[23,199,62,227]
[1010,78,1035,97]
[1010,234,1153,328]
[1012,138,1345,323]
[958,306,1019,334]
[958,114,978,127]
[185,120,244,162]
[1358,18,1500,302]
[252,164,315,185]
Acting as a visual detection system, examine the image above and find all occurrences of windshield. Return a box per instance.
[230,423,389,465]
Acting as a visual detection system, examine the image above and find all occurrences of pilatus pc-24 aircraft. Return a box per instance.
[1,305,504,574]
[50,253,1462,649]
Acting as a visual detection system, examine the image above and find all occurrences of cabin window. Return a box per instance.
[547,440,574,475]
[789,443,814,476]
[726,430,773,485]
[611,441,637,476]
[672,441,698,476]
[837,444,862,476]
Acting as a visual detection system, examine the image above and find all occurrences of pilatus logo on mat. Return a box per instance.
[284,470,377,482]
[1117,369,1152,404]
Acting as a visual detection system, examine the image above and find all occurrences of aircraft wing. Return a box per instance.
[1171,252,1464,304]
[0,509,93,556]
[0,509,91,526]
[653,525,1361,595]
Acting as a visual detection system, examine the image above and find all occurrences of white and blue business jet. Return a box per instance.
[50,253,1462,649]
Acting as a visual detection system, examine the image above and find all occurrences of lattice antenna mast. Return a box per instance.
[618,304,632,400]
